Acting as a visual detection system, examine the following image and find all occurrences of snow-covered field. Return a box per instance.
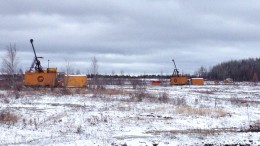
[0,82,260,146]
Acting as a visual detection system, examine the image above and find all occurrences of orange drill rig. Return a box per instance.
[170,59,189,85]
[23,39,58,87]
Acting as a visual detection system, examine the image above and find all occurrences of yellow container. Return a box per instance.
[170,76,189,85]
[63,75,87,88]
[24,71,57,87]
[191,78,204,85]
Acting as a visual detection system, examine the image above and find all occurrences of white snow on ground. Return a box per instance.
[0,82,259,145]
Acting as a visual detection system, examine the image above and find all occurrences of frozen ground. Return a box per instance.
[0,82,260,146]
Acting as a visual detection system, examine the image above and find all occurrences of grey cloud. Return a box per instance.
[1,0,260,74]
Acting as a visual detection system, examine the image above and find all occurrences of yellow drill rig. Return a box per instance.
[23,39,58,87]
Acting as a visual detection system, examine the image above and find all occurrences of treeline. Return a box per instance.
[87,74,171,79]
[206,58,260,81]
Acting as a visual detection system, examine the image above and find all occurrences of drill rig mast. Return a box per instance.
[172,59,179,77]
[29,39,43,72]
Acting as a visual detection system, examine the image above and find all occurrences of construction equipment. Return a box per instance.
[24,39,58,87]
[23,39,88,88]
[170,59,189,85]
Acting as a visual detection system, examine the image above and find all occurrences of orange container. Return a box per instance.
[151,80,161,85]
[63,75,87,88]
[191,78,204,85]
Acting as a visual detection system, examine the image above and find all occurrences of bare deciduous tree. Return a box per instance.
[118,69,125,86]
[65,61,74,75]
[120,70,124,76]
[1,44,19,89]
[194,66,208,78]
[89,56,99,89]
[63,61,74,88]
[76,69,81,75]
[90,56,98,76]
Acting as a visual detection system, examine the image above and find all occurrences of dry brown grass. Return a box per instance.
[0,111,19,125]
[20,88,128,97]
[114,105,131,111]
[229,97,260,107]
[146,127,238,136]
[191,90,215,94]
[89,89,128,95]
[142,105,175,113]
[175,106,229,117]
[0,93,5,98]
[40,112,67,124]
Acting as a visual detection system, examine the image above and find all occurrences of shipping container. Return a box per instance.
[191,78,204,85]
[63,75,87,88]
[151,80,161,85]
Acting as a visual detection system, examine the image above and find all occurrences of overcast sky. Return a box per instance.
[1,0,260,75]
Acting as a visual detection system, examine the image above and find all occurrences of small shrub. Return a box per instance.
[240,121,260,132]
[129,91,156,102]
[129,91,145,102]
[0,93,5,98]
[175,106,228,117]
[61,88,72,95]
[231,97,259,107]
[171,97,187,106]
[3,98,10,103]
[158,91,169,103]
[130,79,146,90]
[76,125,83,134]
[22,119,26,128]
[34,118,38,130]
[0,110,19,125]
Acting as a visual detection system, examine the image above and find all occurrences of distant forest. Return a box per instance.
[87,58,260,82]
[199,58,260,82]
